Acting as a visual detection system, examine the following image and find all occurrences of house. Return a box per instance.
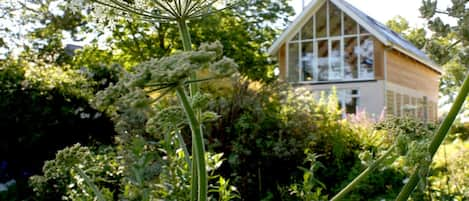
[268,0,441,121]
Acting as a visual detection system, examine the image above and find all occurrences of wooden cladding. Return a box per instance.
[279,44,286,80]
[386,50,440,102]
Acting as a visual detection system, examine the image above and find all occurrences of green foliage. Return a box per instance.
[30,140,238,201]
[201,80,406,200]
[386,16,410,34]
[426,139,469,200]
[287,151,328,201]
[0,59,115,199]
[449,122,469,140]
[418,0,469,104]
[386,16,427,49]
[375,117,436,175]
[29,144,120,200]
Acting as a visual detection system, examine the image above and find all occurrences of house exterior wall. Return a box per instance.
[385,49,440,121]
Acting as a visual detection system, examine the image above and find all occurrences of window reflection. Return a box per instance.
[301,17,314,40]
[301,42,315,81]
[359,36,374,79]
[344,13,357,35]
[317,40,329,81]
[344,37,358,79]
[287,1,374,83]
[329,3,342,37]
[313,89,360,116]
[330,39,342,80]
[316,3,327,38]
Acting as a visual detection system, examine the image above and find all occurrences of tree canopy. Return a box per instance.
[419,0,469,107]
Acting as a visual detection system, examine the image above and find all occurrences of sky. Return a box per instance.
[291,0,453,26]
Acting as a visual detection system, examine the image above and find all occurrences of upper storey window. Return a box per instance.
[287,1,374,83]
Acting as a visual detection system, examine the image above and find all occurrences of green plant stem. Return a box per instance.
[176,86,207,201]
[176,130,192,168]
[177,19,192,51]
[395,74,469,201]
[176,18,201,201]
[191,148,198,201]
[331,145,396,201]
[177,19,198,97]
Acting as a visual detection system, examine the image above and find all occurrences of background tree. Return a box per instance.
[0,0,293,81]
[419,0,469,108]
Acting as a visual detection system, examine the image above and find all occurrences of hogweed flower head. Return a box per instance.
[67,0,237,25]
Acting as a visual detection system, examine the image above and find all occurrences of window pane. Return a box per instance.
[288,43,299,82]
[330,39,342,80]
[403,95,411,116]
[337,89,359,115]
[316,3,327,38]
[301,42,315,81]
[345,96,358,114]
[344,13,357,35]
[359,25,369,34]
[411,97,417,117]
[396,93,402,116]
[417,98,424,119]
[317,40,328,81]
[344,36,358,79]
[292,32,299,41]
[301,17,314,40]
[358,36,374,79]
[386,90,395,116]
[329,3,342,37]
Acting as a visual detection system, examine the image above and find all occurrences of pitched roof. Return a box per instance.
[268,0,442,73]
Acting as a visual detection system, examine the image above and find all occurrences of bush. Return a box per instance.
[30,141,238,201]
[426,139,469,200]
[203,80,407,200]
[29,144,121,200]
[0,60,116,199]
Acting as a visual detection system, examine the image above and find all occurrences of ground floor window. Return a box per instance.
[314,88,360,117]
[385,90,437,121]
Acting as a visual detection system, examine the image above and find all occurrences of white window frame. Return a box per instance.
[286,0,376,84]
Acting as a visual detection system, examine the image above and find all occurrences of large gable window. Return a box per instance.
[287,0,374,83]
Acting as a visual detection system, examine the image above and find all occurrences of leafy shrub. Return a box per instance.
[0,59,116,199]
[448,122,469,140]
[426,139,469,200]
[29,144,121,200]
[30,141,238,201]
[202,80,404,200]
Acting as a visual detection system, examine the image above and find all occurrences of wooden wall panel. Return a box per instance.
[374,39,385,80]
[278,43,286,80]
[386,50,440,101]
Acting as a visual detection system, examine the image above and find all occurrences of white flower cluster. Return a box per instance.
[65,0,233,26]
